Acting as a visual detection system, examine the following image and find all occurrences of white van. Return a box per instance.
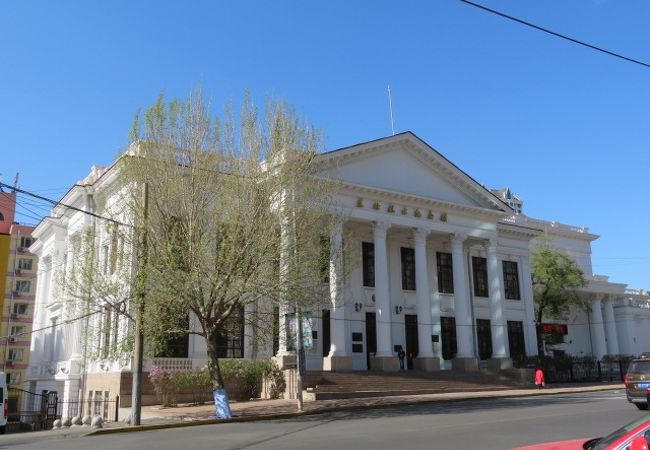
[0,372,7,433]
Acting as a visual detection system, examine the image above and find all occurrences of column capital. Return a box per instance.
[413,227,430,243]
[484,238,498,253]
[373,221,391,238]
[450,232,467,247]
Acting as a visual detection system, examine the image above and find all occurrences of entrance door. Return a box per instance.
[365,312,377,370]
[405,314,419,370]
[322,309,331,357]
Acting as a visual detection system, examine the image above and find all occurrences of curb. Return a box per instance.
[85,384,624,437]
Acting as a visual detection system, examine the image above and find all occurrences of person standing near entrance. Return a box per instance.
[397,348,406,370]
[534,367,545,389]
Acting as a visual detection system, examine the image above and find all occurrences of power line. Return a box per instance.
[459,0,650,69]
[0,182,132,228]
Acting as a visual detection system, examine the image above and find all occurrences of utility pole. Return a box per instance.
[131,182,148,425]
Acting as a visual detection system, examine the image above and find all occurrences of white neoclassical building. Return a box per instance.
[25,132,649,407]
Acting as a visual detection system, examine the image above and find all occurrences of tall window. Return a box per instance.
[362,242,375,287]
[502,261,521,300]
[507,321,526,361]
[400,247,416,290]
[441,316,457,360]
[19,237,32,249]
[437,252,454,294]
[476,319,492,360]
[319,236,330,284]
[155,315,189,358]
[214,307,244,358]
[13,303,28,315]
[472,257,488,298]
[17,259,32,270]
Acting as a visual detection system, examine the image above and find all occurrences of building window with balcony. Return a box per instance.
[13,304,28,315]
[8,349,23,362]
[502,261,521,300]
[19,237,32,249]
[362,242,375,287]
[10,326,26,338]
[437,252,454,294]
[15,280,30,293]
[17,259,32,271]
[472,256,488,298]
[401,247,416,291]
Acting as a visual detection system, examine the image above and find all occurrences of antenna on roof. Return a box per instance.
[387,85,395,136]
[12,173,19,192]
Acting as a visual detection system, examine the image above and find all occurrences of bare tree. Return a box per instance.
[124,90,343,417]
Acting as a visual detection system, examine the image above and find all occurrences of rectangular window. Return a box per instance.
[400,247,416,290]
[472,257,488,298]
[19,237,32,249]
[320,236,330,284]
[436,252,454,294]
[8,349,23,361]
[476,319,492,360]
[10,326,26,337]
[441,316,457,360]
[13,304,28,315]
[15,280,30,293]
[214,307,244,358]
[507,321,526,361]
[17,259,32,270]
[7,372,20,385]
[362,242,375,287]
[502,261,521,300]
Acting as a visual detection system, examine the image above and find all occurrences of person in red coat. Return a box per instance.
[535,367,545,389]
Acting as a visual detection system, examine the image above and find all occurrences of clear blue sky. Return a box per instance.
[2,1,649,289]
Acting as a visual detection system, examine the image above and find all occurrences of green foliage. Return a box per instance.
[220,359,282,400]
[531,240,588,324]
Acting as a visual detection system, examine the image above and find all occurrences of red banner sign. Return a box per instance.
[537,323,568,335]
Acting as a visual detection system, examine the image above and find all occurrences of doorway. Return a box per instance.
[405,314,419,370]
[365,312,377,370]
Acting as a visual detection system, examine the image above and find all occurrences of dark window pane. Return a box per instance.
[507,321,526,360]
[502,261,521,300]
[401,247,416,290]
[362,242,375,287]
[476,319,492,360]
[437,252,454,294]
[472,257,488,297]
[441,316,457,360]
[214,306,245,358]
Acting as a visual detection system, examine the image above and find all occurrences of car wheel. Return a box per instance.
[635,403,649,410]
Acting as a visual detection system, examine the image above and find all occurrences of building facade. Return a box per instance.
[25,133,649,408]
[0,192,38,391]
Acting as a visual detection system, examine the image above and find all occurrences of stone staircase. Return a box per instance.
[303,369,531,400]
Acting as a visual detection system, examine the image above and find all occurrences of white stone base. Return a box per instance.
[487,357,513,370]
[322,356,353,371]
[413,357,440,372]
[369,356,400,372]
[452,357,479,371]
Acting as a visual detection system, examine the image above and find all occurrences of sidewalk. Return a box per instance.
[89,381,624,435]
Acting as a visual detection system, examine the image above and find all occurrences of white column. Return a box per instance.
[590,296,607,360]
[451,234,474,358]
[520,253,538,357]
[487,240,508,358]
[603,298,619,356]
[328,219,347,357]
[374,222,393,357]
[276,191,291,356]
[414,228,434,358]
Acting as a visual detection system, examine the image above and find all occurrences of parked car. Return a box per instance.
[511,415,650,450]
[0,372,6,434]
[626,356,650,410]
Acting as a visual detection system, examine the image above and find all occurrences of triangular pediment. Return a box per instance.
[316,132,510,212]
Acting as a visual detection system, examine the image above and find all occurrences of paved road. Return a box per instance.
[2,390,645,450]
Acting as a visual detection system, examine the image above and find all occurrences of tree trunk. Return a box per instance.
[206,330,232,419]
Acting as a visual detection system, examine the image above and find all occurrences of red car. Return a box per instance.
[512,415,650,450]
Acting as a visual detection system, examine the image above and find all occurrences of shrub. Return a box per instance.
[149,366,178,407]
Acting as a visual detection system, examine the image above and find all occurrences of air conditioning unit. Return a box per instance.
[14,268,21,275]
[17,247,24,253]
[8,337,15,343]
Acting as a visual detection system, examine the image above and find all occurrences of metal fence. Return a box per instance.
[7,388,119,432]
